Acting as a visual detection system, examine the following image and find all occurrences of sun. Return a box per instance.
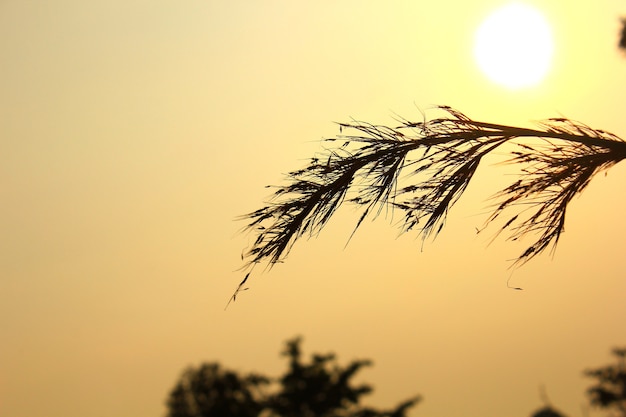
[474,2,554,90]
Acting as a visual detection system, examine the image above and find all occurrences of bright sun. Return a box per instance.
[474,2,554,90]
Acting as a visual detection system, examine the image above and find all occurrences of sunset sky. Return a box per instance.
[2,1,626,416]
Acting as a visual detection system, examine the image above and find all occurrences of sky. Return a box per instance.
[1,1,626,416]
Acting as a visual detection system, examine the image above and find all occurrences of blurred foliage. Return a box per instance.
[166,363,269,417]
[166,343,626,417]
[529,406,567,417]
[527,347,626,417]
[165,337,420,417]
[584,347,626,417]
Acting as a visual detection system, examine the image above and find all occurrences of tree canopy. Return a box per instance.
[584,347,626,417]
[165,337,421,417]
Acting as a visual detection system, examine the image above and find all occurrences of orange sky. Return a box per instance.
[1,1,626,417]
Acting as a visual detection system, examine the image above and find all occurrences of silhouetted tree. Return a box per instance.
[530,406,567,417]
[165,337,420,417]
[521,348,626,417]
[527,386,569,417]
[584,347,626,417]
[166,363,269,417]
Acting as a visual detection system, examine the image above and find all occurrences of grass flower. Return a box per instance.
[232,107,626,300]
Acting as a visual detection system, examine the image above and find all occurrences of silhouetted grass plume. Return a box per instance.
[233,107,626,300]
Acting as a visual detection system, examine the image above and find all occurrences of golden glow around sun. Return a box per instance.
[474,2,554,90]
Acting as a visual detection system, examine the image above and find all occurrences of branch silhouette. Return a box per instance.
[234,107,626,298]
